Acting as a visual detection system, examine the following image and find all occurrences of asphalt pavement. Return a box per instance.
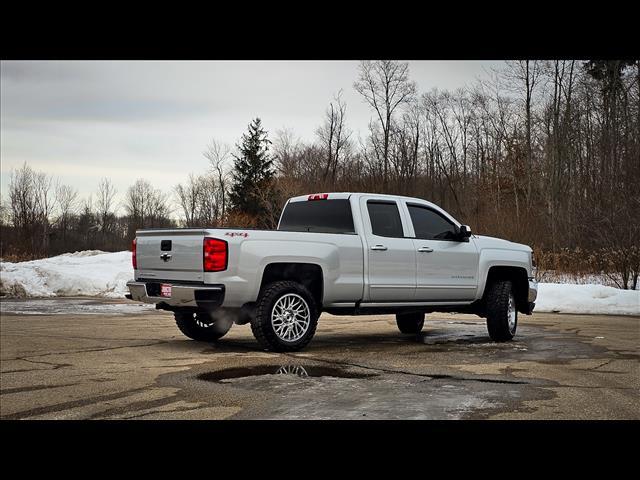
[1,298,638,419]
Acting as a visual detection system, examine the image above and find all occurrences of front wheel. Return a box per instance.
[175,310,232,342]
[250,281,319,352]
[485,280,517,342]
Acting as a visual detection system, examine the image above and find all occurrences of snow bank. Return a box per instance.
[0,250,133,298]
[1,251,638,315]
[536,283,639,316]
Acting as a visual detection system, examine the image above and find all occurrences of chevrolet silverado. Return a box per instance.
[126,192,537,351]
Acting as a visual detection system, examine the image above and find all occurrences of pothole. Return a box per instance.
[197,364,378,382]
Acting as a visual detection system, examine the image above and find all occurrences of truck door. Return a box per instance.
[360,196,416,301]
[402,202,479,301]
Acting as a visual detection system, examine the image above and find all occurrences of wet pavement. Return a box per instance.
[0,298,638,419]
[0,297,155,316]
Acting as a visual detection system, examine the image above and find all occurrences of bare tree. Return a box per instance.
[175,173,203,227]
[197,174,223,226]
[354,60,416,188]
[8,163,57,255]
[0,196,9,227]
[124,179,149,231]
[55,183,79,242]
[203,140,231,222]
[500,60,544,209]
[147,188,172,228]
[35,171,57,253]
[273,129,327,187]
[96,177,117,235]
[77,194,99,249]
[316,90,352,185]
[272,128,301,176]
[389,99,420,193]
[8,163,38,235]
[124,179,172,233]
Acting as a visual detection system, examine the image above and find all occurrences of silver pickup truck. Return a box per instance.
[127,192,537,351]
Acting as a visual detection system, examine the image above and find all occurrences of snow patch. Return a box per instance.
[536,283,639,316]
[0,251,133,298]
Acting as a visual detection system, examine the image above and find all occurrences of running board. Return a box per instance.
[328,300,472,308]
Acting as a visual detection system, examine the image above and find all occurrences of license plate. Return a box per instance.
[160,284,172,298]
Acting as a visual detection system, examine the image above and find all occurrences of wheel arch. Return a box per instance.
[259,262,324,307]
[482,265,529,313]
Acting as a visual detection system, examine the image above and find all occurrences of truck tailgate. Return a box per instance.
[136,230,205,282]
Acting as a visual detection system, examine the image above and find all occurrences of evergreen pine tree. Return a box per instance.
[229,118,275,224]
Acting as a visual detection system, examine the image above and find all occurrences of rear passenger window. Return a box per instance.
[367,201,404,238]
[278,199,355,233]
[408,204,457,240]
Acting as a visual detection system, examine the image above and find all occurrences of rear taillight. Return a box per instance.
[132,238,137,269]
[203,237,227,272]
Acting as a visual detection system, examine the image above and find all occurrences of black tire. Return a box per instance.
[485,280,517,342]
[250,281,319,352]
[396,312,425,334]
[174,309,232,342]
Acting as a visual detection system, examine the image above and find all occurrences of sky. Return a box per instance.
[0,60,503,210]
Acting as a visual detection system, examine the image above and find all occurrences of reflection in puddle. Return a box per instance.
[275,365,309,377]
[198,364,377,382]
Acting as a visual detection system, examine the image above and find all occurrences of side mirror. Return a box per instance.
[459,225,472,240]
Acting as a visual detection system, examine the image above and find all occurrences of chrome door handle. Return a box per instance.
[371,244,388,251]
[417,246,433,253]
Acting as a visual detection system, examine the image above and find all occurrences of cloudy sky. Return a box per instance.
[1,60,503,208]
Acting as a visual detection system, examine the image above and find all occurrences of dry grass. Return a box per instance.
[0,251,49,263]
[534,246,640,290]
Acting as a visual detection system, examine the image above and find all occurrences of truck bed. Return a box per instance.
[134,227,365,308]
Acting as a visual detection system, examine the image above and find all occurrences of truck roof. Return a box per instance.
[286,192,461,228]
[288,192,440,205]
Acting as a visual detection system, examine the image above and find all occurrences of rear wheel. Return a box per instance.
[174,310,232,342]
[396,312,425,334]
[485,280,517,342]
[250,281,319,352]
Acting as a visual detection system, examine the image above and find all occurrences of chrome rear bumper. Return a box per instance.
[126,280,225,309]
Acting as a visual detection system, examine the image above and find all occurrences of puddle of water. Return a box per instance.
[198,364,377,383]
[421,336,488,346]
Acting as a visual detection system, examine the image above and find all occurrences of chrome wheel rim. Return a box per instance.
[193,312,215,328]
[271,293,310,342]
[507,293,517,333]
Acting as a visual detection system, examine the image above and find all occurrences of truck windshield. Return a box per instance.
[278,199,355,234]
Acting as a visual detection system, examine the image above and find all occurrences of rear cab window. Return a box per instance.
[366,201,405,238]
[278,198,355,234]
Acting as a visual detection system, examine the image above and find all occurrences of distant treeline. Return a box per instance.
[1,60,638,288]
